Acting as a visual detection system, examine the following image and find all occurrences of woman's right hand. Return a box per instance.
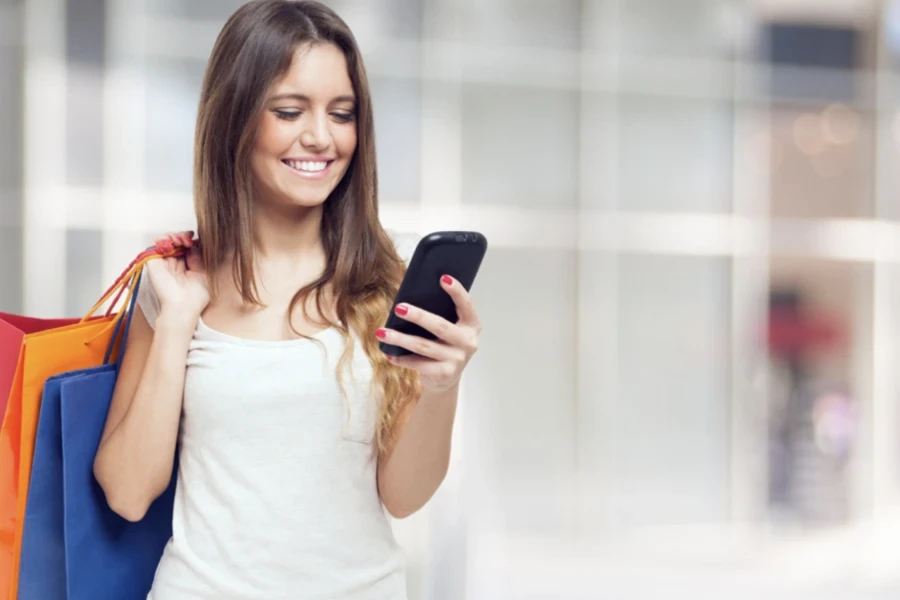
[146,230,210,324]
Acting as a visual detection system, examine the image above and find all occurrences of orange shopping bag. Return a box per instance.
[0,315,80,416]
[0,244,182,599]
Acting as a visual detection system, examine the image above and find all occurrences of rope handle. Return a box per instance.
[101,239,184,318]
[81,241,187,347]
[82,240,186,323]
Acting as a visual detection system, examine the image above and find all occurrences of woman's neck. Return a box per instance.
[252,201,325,260]
[240,201,330,307]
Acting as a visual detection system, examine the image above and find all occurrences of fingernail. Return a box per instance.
[394,304,409,316]
[385,355,394,361]
[375,328,387,339]
[441,275,453,286]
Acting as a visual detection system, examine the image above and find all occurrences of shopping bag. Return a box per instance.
[18,365,114,599]
[17,309,130,599]
[0,244,181,598]
[0,315,79,418]
[60,370,176,599]
[18,270,176,600]
[0,317,120,596]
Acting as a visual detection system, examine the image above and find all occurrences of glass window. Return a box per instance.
[0,47,22,189]
[143,58,205,193]
[371,77,422,205]
[613,254,732,526]
[461,84,580,209]
[457,0,581,50]
[617,96,734,213]
[464,247,579,533]
[65,229,103,317]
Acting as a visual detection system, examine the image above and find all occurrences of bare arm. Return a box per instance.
[373,274,481,519]
[377,384,458,519]
[93,308,196,522]
[93,237,207,522]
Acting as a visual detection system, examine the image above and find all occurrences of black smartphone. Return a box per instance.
[380,231,488,357]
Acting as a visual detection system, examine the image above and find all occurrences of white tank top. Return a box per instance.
[140,232,419,600]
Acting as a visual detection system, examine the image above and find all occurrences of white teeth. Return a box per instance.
[286,160,327,172]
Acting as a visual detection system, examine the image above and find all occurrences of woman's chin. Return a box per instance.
[254,178,337,211]
[285,194,330,210]
[271,183,331,208]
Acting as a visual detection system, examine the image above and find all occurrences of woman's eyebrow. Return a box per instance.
[268,93,356,103]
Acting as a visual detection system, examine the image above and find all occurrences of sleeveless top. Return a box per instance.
[141,232,419,600]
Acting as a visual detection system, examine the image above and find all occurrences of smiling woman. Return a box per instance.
[252,45,359,202]
[88,1,482,599]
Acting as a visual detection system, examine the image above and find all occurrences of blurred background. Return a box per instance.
[4,0,900,598]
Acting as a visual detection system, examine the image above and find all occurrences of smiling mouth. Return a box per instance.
[281,159,333,174]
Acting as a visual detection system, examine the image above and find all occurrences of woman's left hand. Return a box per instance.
[376,275,481,394]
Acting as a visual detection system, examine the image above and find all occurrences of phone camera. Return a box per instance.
[455,234,466,243]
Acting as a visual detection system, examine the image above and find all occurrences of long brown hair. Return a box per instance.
[193,0,420,452]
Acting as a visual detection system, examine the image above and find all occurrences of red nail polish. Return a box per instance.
[441,275,453,286]
[375,328,387,339]
[395,304,408,316]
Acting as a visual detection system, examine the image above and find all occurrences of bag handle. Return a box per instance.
[97,240,186,319]
[82,242,187,350]
[115,269,144,370]
[82,241,184,324]
[101,268,144,368]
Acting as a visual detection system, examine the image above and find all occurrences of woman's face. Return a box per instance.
[251,43,358,211]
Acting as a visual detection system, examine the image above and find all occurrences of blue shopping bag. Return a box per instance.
[60,368,175,599]
[18,266,176,599]
[18,365,114,599]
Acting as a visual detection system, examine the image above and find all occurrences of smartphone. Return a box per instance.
[380,231,488,357]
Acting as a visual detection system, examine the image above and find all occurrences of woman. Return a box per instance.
[92,1,481,598]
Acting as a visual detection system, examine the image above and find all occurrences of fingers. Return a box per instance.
[174,230,194,247]
[385,346,467,387]
[167,255,186,276]
[145,254,180,282]
[155,230,195,248]
[386,353,447,376]
[375,328,461,362]
[390,302,474,350]
[440,275,481,332]
[381,276,481,357]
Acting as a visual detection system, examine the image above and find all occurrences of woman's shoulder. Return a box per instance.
[385,229,421,266]
[136,267,162,329]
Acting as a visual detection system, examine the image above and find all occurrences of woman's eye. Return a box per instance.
[332,112,355,123]
[274,110,301,121]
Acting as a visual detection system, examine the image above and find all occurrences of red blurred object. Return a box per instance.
[767,306,846,357]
